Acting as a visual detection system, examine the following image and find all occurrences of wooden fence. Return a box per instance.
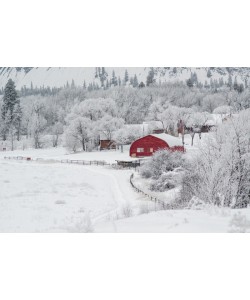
[4,156,112,166]
[60,159,110,166]
[130,173,176,210]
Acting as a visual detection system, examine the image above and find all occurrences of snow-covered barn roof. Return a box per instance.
[150,134,183,147]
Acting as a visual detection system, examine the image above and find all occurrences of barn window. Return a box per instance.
[137,148,144,152]
[150,148,153,152]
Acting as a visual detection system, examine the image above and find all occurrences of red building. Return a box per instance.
[130,133,184,157]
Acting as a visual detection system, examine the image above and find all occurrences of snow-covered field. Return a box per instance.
[1,133,250,232]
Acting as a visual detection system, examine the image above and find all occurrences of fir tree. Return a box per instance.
[124,69,129,85]
[186,78,194,88]
[133,74,138,87]
[146,67,155,86]
[1,79,21,141]
[139,82,145,88]
[238,83,244,93]
[111,70,117,86]
[207,68,212,78]
[95,67,98,78]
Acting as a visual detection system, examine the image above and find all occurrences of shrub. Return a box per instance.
[140,150,184,180]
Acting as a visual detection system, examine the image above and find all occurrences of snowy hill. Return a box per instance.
[0,67,250,89]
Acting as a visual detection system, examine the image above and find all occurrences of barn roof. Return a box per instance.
[150,133,183,147]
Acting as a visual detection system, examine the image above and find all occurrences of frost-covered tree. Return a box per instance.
[111,70,117,86]
[207,68,212,78]
[64,117,91,151]
[97,115,124,140]
[133,74,138,87]
[146,68,155,86]
[29,111,47,149]
[124,69,129,85]
[181,109,250,208]
[213,105,233,116]
[1,79,21,140]
[113,125,143,145]
[51,122,63,147]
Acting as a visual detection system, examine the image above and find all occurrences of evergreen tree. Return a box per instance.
[1,79,21,141]
[238,83,244,93]
[124,69,129,85]
[139,81,145,88]
[95,67,98,78]
[100,67,107,87]
[111,70,117,86]
[83,80,86,89]
[207,68,212,78]
[118,76,121,86]
[133,74,138,87]
[204,80,209,88]
[146,67,155,86]
[186,78,194,88]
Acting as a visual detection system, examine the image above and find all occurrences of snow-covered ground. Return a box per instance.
[1,133,250,232]
[95,208,250,233]
[0,145,134,164]
[0,159,150,232]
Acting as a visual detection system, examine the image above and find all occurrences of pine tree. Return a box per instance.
[207,68,212,78]
[124,69,129,85]
[118,76,121,86]
[186,78,194,88]
[146,68,155,86]
[111,70,117,86]
[238,83,244,93]
[95,67,98,78]
[1,79,21,141]
[133,74,138,87]
[139,82,145,88]
[100,67,107,87]
[83,80,86,89]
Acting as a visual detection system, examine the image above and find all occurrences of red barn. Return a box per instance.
[130,133,184,157]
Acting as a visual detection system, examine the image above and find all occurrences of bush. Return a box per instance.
[150,170,182,192]
[140,150,185,180]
